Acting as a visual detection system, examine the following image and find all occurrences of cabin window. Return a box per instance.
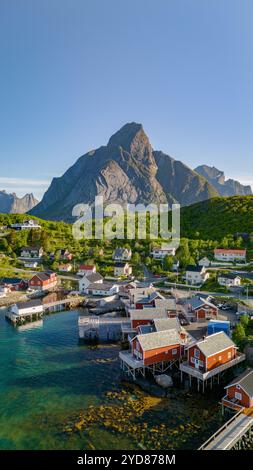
[218,356,222,361]
[194,349,200,358]
[236,384,240,390]
[235,392,242,401]
[172,349,177,355]
[228,351,232,359]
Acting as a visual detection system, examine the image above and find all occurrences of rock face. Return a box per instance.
[0,191,38,214]
[30,123,218,221]
[195,165,252,197]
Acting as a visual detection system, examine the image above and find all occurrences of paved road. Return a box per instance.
[161,285,253,301]
[2,266,80,282]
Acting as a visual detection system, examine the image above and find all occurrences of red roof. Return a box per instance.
[79,265,95,270]
[214,249,246,255]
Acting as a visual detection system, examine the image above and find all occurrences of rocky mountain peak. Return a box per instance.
[108,122,145,148]
[0,190,39,214]
[195,164,252,197]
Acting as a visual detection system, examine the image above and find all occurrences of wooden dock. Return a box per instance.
[78,315,128,341]
[5,310,43,326]
[199,410,253,450]
[43,297,82,312]
[5,297,82,326]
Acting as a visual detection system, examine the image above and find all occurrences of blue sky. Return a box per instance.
[0,0,252,199]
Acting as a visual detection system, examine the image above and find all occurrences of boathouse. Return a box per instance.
[11,299,44,316]
[120,328,183,379]
[180,331,246,392]
[222,369,253,411]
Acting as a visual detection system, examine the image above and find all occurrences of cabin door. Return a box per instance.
[194,359,200,369]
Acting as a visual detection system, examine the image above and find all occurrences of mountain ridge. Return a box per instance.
[0,190,38,214]
[30,123,250,221]
[195,164,252,197]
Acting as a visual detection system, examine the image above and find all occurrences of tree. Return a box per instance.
[132,253,141,265]
[232,323,246,350]
[240,314,249,329]
[163,255,173,271]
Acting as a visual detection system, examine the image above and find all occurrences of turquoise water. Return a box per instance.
[0,308,225,450]
[0,309,128,450]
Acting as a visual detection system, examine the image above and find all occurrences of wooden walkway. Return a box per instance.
[78,315,127,341]
[199,411,253,450]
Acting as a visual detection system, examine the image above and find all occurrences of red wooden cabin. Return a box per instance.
[223,369,253,409]
[131,329,183,366]
[187,331,237,373]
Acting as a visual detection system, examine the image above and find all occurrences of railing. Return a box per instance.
[221,396,244,412]
[198,410,243,450]
[180,353,246,381]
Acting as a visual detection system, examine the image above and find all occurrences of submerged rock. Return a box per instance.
[155,374,173,388]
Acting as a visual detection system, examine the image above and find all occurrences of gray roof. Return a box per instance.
[153,317,181,332]
[194,331,236,357]
[88,282,115,290]
[16,299,43,310]
[155,298,177,310]
[137,329,181,351]
[218,273,241,280]
[186,265,204,272]
[225,369,253,397]
[187,296,216,310]
[130,308,168,321]
[113,248,131,258]
[86,272,103,282]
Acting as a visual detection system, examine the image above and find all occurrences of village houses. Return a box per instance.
[10,219,41,230]
[0,277,27,291]
[113,248,132,261]
[150,245,176,259]
[185,265,209,285]
[78,272,103,293]
[20,246,44,258]
[198,257,211,267]
[83,282,119,297]
[77,264,96,277]
[28,272,58,291]
[214,248,246,263]
[114,262,132,277]
[58,263,72,273]
[217,273,241,288]
[24,261,38,269]
[186,297,218,321]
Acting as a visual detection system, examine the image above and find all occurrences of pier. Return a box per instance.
[78,315,128,341]
[199,409,253,450]
[5,297,82,325]
[43,297,82,313]
[5,310,43,326]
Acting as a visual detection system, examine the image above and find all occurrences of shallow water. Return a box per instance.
[0,309,225,450]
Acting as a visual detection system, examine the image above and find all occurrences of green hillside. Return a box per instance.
[0,196,253,247]
[180,195,253,240]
